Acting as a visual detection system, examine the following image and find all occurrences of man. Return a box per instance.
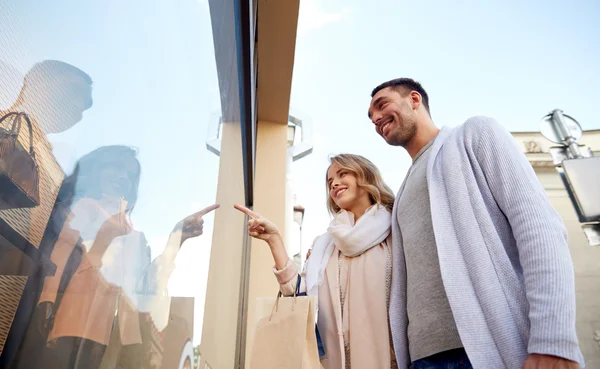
[0,59,93,257]
[2,59,94,134]
[0,60,93,369]
[368,78,584,369]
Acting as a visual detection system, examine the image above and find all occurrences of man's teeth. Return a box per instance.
[381,120,391,133]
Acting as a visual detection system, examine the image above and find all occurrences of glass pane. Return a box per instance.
[0,1,232,368]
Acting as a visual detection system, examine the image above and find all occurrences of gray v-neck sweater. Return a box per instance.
[397,137,462,361]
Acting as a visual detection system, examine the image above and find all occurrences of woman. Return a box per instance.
[236,154,396,369]
[33,145,217,369]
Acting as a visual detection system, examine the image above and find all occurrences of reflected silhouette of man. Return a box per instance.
[0,59,93,270]
[0,59,94,261]
[0,59,93,134]
[0,60,93,369]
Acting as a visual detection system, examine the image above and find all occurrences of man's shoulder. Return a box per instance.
[458,115,502,135]
[443,116,506,146]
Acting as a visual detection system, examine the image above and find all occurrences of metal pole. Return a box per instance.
[551,109,582,159]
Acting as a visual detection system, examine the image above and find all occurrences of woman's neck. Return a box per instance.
[346,199,374,222]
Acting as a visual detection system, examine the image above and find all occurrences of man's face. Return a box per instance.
[368,87,417,147]
[48,76,93,132]
[23,74,93,134]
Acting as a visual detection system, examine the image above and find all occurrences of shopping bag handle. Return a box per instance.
[270,274,302,320]
[0,112,35,157]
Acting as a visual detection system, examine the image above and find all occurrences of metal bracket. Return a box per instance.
[547,144,600,246]
[582,224,600,247]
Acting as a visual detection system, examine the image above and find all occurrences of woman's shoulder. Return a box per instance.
[71,196,100,210]
[307,232,334,262]
[311,232,330,248]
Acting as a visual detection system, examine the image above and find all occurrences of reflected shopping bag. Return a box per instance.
[249,288,322,369]
[0,112,40,209]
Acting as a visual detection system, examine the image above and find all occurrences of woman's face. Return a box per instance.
[327,162,369,211]
[99,157,138,198]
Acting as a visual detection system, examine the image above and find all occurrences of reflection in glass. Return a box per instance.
[0,59,95,368]
[20,146,214,369]
[1,1,225,367]
[6,60,93,134]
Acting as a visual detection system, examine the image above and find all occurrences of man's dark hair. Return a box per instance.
[371,78,430,115]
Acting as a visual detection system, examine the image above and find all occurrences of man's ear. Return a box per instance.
[409,90,422,110]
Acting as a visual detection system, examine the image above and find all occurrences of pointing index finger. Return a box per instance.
[196,204,220,217]
[233,204,260,220]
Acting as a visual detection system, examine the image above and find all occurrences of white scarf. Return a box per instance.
[303,204,392,312]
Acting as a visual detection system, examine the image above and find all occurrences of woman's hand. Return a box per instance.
[88,212,132,263]
[175,204,220,246]
[234,204,289,270]
[233,204,281,243]
[96,212,132,241]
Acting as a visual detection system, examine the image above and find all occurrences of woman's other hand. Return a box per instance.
[96,212,132,241]
[176,204,220,246]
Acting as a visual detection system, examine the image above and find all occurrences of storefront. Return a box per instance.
[0,0,298,368]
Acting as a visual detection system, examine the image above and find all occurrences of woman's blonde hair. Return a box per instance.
[326,154,395,216]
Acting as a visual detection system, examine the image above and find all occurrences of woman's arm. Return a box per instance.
[82,212,132,267]
[139,204,221,294]
[233,204,290,269]
[139,233,178,296]
[264,232,289,271]
[273,260,308,296]
[234,204,309,296]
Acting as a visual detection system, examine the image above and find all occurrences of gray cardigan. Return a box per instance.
[389,116,584,368]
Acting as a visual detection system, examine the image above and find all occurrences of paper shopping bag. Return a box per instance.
[249,293,322,369]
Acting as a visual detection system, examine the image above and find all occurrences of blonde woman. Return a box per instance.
[235,154,396,369]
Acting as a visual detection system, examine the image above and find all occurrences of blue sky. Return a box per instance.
[290,0,600,261]
[1,0,599,346]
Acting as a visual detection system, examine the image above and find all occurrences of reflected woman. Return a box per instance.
[235,154,396,369]
[36,145,217,369]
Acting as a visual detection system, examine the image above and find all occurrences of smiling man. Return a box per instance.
[368,78,584,369]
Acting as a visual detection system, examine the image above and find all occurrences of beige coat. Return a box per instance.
[39,225,143,345]
[39,196,177,346]
[275,240,395,369]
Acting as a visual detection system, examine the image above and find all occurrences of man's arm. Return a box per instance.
[466,116,582,366]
